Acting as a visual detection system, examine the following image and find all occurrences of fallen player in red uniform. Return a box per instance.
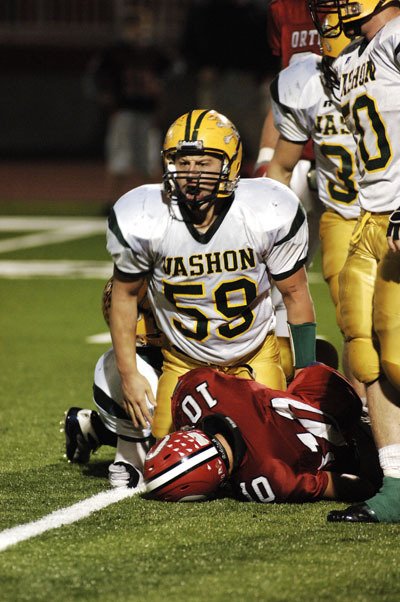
[144,363,381,503]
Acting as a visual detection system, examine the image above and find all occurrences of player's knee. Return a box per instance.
[347,338,380,384]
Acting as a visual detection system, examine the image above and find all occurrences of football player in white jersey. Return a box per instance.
[255,1,323,266]
[267,19,365,397]
[63,282,163,488]
[309,0,400,523]
[107,109,316,441]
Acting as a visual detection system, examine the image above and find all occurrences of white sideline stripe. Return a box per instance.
[0,216,106,254]
[86,332,112,344]
[0,260,112,278]
[0,216,106,231]
[0,485,146,553]
[307,273,323,284]
[0,225,106,254]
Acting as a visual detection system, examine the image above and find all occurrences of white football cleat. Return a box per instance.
[108,461,143,489]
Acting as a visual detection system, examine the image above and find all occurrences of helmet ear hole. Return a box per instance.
[144,430,228,502]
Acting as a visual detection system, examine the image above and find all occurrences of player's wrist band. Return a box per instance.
[288,322,316,368]
[256,147,275,164]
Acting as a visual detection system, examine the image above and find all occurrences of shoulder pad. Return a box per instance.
[271,54,322,111]
[376,15,400,57]
[235,179,300,230]
[111,184,166,238]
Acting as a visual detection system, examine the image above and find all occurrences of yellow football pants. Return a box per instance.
[319,209,358,331]
[152,333,286,438]
[339,211,400,386]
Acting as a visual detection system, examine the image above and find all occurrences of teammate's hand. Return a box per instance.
[387,207,400,252]
[120,372,156,429]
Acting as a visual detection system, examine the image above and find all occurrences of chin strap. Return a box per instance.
[200,414,246,473]
[210,436,230,472]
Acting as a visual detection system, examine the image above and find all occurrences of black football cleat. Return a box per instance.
[63,407,101,464]
[327,503,379,523]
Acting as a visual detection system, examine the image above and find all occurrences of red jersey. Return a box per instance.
[267,0,320,162]
[172,364,361,503]
[267,0,320,68]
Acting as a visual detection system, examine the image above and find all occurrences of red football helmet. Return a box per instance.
[143,429,228,502]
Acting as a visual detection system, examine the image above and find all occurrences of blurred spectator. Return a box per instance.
[86,7,170,208]
[179,0,275,170]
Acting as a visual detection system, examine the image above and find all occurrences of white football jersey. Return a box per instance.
[334,17,400,212]
[271,53,360,219]
[107,179,308,365]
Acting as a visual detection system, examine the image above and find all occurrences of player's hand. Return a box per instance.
[387,207,400,252]
[120,372,156,430]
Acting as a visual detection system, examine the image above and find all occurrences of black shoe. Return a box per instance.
[327,503,379,523]
[63,407,101,463]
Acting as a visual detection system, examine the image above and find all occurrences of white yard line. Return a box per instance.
[0,485,146,553]
[86,332,112,344]
[0,216,112,278]
[0,216,106,231]
[0,260,112,278]
[0,221,106,254]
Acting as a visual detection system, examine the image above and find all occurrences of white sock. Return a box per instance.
[378,445,400,478]
[114,437,149,472]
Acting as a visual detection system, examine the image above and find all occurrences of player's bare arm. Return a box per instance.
[267,136,305,187]
[109,275,156,429]
[276,266,316,373]
[276,266,315,324]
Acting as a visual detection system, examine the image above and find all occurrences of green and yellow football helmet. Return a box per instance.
[308,0,398,37]
[162,109,242,207]
[320,12,351,92]
[320,13,350,57]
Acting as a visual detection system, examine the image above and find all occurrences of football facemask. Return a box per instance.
[162,109,242,210]
[319,13,351,92]
[308,0,397,37]
[143,429,229,502]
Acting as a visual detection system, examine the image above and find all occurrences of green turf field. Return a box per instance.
[1,209,399,602]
